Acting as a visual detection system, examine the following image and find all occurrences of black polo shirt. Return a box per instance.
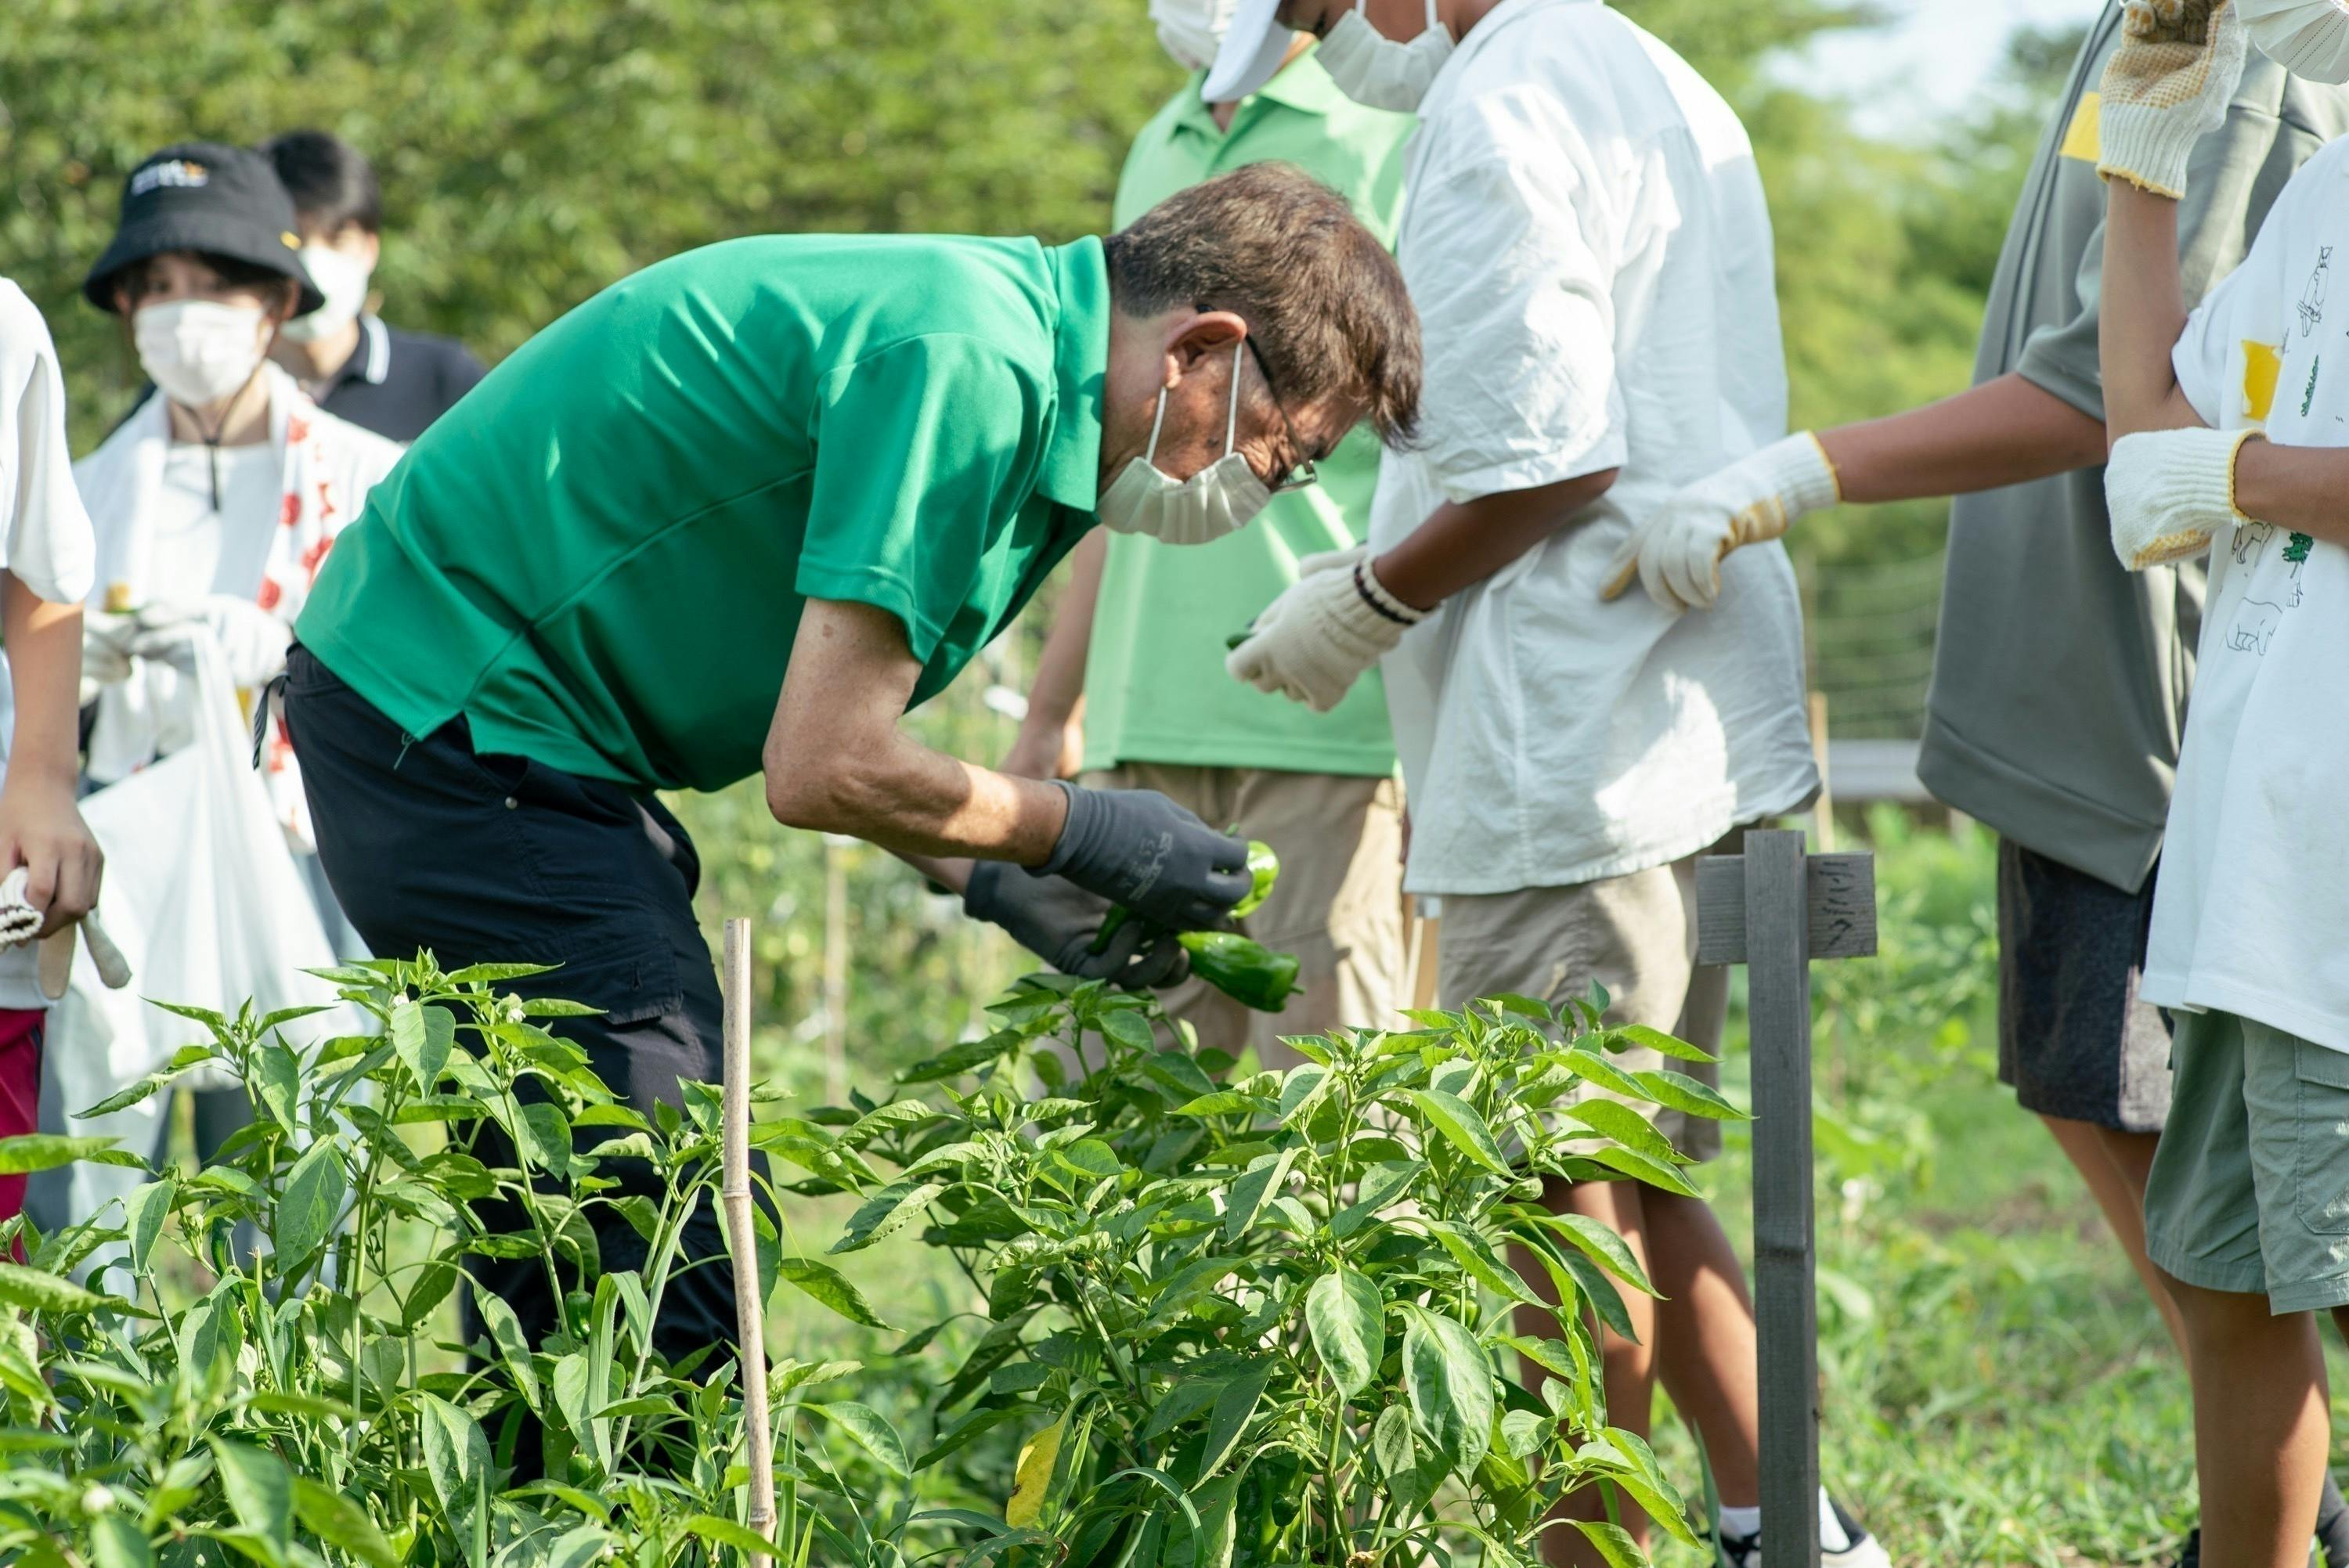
[309,315,486,442]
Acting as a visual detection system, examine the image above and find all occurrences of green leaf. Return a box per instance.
[515,1102,576,1177]
[273,1136,348,1265]
[418,1392,491,1568]
[211,1440,293,1552]
[1331,1161,1416,1239]
[1162,1472,1239,1568]
[1054,1137,1123,1185]
[290,1478,397,1568]
[474,1291,542,1411]
[1222,1148,1294,1243]
[1172,1090,1268,1119]
[1568,1519,1645,1568]
[1405,1088,1512,1174]
[1402,1307,1493,1476]
[1371,1402,1415,1476]
[778,1256,890,1328]
[390,1000,457,1091]
[811,1400,910,1476]
[0,1262,105,1315]
[831,1180,946,1255]
[683,1515,777,1555]
[253,1042,301,1130]
[1631,1067,1750,1122]
[1550,1244,1637,1343]
[1305,1267,1384,1398]
[1486,992,1556,1021]
[1099,1008,1156,1055]
[1546,1212,1659,1297]
[1429,1221,1542,1305]
[1501,1408,1548,1459]
[900,1031,1020,1083]
[518,997,604,1018]
[1561,1099,1680,1166]
[444,961,557,984]
[90,1516,155,1568]
[121,1178,175,1275]
[1581,1143,1701,1198]
[1195,1359,1272,1482]
[1606,1022,1716,1062]
[0,1134,121,1175]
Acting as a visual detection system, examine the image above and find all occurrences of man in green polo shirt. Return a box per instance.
[1007,25,1414,1062]
[282,163,1421,1366]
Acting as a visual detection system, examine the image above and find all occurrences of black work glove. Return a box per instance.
[1033,780,1251,932]
[965,860,1189,987]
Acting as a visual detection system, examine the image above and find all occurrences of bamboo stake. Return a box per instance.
[722,918,775,1563]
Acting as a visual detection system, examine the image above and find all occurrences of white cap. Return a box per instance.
[1203,0,1297,103]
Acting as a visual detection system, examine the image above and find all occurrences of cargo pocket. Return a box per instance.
[2293,1040,2349,1235]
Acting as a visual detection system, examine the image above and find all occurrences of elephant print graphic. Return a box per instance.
[2225,528,2317,654]
[2229,600,2283,655]
[2301,247,2331,336]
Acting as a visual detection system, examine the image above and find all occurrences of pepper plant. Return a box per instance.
[0,957,932,1568]
[783,972,1745,1566]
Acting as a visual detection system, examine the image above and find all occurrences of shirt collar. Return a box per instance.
[1038,236,1109,513]
[319,314,391,394]
[1175,49,1347,134]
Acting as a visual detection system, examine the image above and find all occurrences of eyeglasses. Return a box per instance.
[1243,337,1321,495]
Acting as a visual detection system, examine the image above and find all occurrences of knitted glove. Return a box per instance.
[1602,434,1841,611]
[2098,0,2248,199]
[2105,426,2257,568]
[1225,546,1425,712]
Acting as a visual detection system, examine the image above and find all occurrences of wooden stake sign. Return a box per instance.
[1693,831,1877,1567]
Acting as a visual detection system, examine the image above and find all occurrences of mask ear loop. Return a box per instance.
[1144,381,1172,463]
[1225,341,1244,456]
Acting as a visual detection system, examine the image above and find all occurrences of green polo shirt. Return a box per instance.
[298,234,1106,794]
[1082,53,1412,777]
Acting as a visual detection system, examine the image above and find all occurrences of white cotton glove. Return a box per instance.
[2098,0,2249,200]
[1601,434,1841,612]
[1225,546,1426,713]
[132,594,294,689]
[2105,426,2259,569]
[0,867,130,1000]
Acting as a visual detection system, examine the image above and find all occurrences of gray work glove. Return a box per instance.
[1034,780,1251,932]
[965,860,1189,987]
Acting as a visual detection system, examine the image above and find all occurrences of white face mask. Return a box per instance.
[280,243,373,344]
[1152,0,1239,72]
[1318,0,1452,111]
[134,298,269,409]
[2243,0,2349,81]
[1098,343,1274,546]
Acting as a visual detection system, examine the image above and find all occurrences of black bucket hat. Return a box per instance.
[82,141,322,315]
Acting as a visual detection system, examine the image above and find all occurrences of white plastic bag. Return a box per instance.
[48,636,355,1227]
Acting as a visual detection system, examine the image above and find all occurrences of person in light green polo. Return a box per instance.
[282,163,1422,1364]
[1006,20,1415,1062]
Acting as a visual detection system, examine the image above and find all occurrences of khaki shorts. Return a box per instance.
[1435,845,1730,1164]
[1083,763,1404,1069]
[2145,1008,2349,1314]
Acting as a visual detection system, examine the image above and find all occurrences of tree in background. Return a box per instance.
[0,0,2081,1076]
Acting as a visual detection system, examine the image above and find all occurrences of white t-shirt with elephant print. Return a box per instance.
[2147,134,2349,1051]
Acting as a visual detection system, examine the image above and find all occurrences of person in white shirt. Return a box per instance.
[36,142,399,1231]
[2098,2,2349,1555]
[0,280,106,1229]
[1212,2,1878,1561]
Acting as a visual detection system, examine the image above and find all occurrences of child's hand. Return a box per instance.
[0,772,103,939]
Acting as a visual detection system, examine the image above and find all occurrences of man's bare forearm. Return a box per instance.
[1373,470,1621,610]
[1,579,81,791]
[1817,373,2109,503]
[766,597,1071,863]
[2100,180,2204,442]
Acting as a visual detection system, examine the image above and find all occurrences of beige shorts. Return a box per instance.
[1084,763,1404,1069]
[1435,843,1731,1164]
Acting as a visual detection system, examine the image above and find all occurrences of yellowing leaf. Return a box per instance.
[1005,1413,1065,1527]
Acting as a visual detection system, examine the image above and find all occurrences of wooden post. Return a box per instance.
[722,919,775,1562]
[1694,831,1877,1567]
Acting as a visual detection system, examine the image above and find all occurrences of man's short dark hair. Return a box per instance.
[258,128,383,236]
[1102,162,1420,446]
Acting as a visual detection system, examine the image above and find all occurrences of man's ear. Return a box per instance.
[1163,309,1250,383]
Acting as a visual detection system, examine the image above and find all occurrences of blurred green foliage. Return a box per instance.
[2,1,2088,1074]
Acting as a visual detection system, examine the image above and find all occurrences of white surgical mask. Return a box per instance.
[134,298,269,409]
[1318,0,1452,111]
[2243,0,2349,81]
[279,243,373,343]
[1098,343,1273,546]
[1153,0,1239,72]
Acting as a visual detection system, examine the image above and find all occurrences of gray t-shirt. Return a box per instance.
[1918,7,2349,893]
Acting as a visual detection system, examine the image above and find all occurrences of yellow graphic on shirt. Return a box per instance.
[2060,92,2102,161]
[2243,339,2284,424]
